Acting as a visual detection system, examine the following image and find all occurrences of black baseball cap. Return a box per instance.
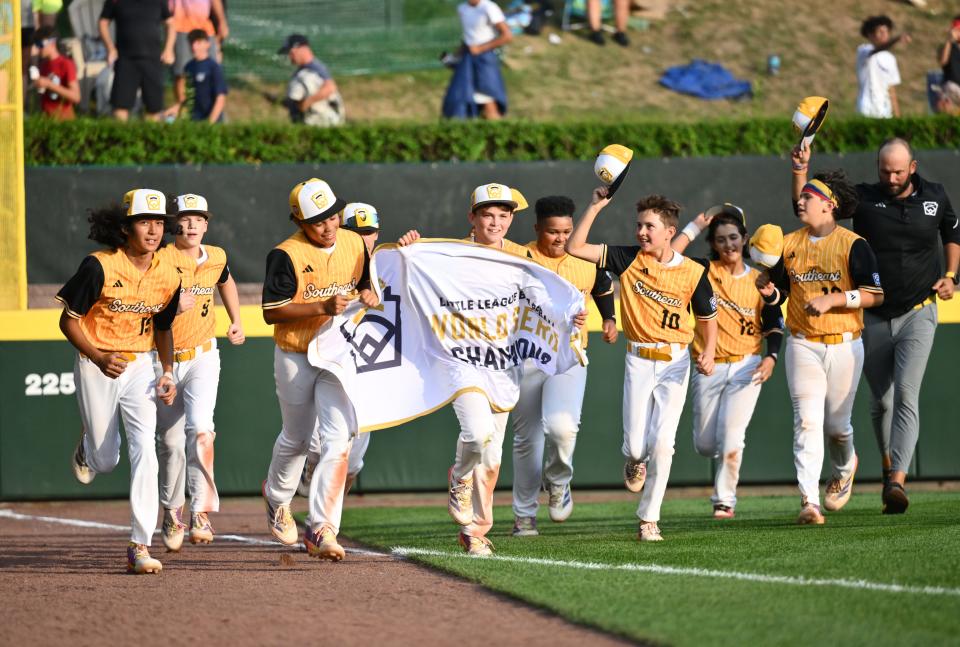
[277,34,309,54]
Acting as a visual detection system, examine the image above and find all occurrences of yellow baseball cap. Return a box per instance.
[173,193,211,217]
[122,189,169,218]
[341,202,380,233]
[289,178,347,224]
[471,183,528,212]
[594,144,634,197]
[793,96,829,148]
[748,224,784,268]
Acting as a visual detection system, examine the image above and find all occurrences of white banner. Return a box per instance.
[308,239,586,432]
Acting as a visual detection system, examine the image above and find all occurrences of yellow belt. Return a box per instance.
[714,355,744,364]
[634,346,681,362]
[913,296,936,311]
[802,332,861,345]
[81,351,138,362]
[174,339,214,363]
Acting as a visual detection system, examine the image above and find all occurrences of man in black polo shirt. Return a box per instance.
[99,0,175,121]
[791,138,960,514]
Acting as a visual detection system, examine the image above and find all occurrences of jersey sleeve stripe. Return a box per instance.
[262,298,292,309]
[54,295,83,319]
[695,311,718,321]
[858,286,884,294]
[598,244,607,269]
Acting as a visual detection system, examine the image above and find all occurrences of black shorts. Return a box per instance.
[111,56,165,114]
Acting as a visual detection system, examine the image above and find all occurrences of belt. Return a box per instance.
[174,339,215,363]
[81,351,138,362]
[800,331,861,345]
[913,296,936,311]
[714,355,744,364]
[629,342,685,362]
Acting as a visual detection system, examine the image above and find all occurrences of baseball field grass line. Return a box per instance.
[390,546,960,597]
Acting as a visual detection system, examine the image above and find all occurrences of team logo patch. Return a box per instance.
[872,272,881,286]
[487,185,502,199]
[183,195,199,209]
[196,72,206,83]
[146,194,162,211]
[311,190,329,211]
[597,167,613,183]
[340,286,402,373]
[923,201,939,216]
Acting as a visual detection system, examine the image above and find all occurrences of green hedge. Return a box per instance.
[25,115,960,166]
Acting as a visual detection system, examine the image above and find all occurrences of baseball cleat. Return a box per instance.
[127,543,162,574]
[297,460,316,498]
[638,521,663,542]
[345,472,358,496]
[305,526,345,561]
[824,455,858,512]
[189,512,215,545]
[512,516,539,537]
[882,482,909,515]
[161,507,186,552]
[71,438,95,485]
[458,532,493,557]
[797,499,826,525]
[712,504,735,519]
[624,459,647,493]
[447,467,474,526]
[547,483,573,522]
[262,480,298,545]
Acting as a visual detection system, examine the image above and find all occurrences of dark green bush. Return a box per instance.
[24,116,960,166]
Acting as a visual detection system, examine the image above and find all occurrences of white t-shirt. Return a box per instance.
[856,44,901,118]
[458,0,506,47]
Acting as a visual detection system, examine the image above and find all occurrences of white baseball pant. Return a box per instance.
[691,354,763,509]
[306,423,370,477]
[622,344,691,523]
[452,390,509,539]
[263,347,356,535]
[156,340,221,514]
[74,351,160,546]
[785,336,862,507]
[512,361,587,518]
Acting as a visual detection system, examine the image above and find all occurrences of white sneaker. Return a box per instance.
[71,439,95,485]
[512,516,539,537]
[161,507,186,552]
[547,483,573,522]
[263,480,298,545]
[458,532,493,556]
[624,459,647,493]
[447,467,474,526]
[638,520,663,542]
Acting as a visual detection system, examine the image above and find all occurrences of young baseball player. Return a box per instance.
[566,188,718,542]
[756,171,884,524]
[156,194,245,552]
[398,182,586,556]
[672,205,784,519]
[298,202,380,498]
[511,195,618,537]
[261,178,378,561]
[57,189,181,574]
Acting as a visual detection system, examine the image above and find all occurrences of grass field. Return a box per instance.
[341,492,960,646]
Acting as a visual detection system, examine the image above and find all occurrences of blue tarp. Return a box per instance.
[659,59,752,100]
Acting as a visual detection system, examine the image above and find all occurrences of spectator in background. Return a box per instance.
[442,0,512,120]
[935,15,960,114]
[165,29,226,123]
[278,34,345,127]
[99,0,175,121]
[31,26,79,119]
[34,0,61,28]
[170,0,228,106]
[587,0,629,47]
[856,15,909,119]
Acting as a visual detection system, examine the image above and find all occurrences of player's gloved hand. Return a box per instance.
[572,310,588,329]
[601,318,618,344]
[804,294,835,317]
[752,356,776,385]
[95,352,130,379]
[359,288,380,308]
[397,230,421,247]
[227,323,245,345]
[157,373,177,405]
[695,352,715,376]
[932,277,955,301]
[322,294,351,316]
[178,292,196,314]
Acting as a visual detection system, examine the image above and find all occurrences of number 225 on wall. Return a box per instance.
[24,373,76,396]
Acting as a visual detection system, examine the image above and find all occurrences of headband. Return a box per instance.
[801,179,836,205]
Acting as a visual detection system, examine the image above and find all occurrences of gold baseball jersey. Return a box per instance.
[691,260,784,358]
[56,248,181,351]
[599,245,716,344]
[157,244,231,351]
[262,229,368,354]
[464,234,533,259]
[526,242,615,348]
[771,226,883,337]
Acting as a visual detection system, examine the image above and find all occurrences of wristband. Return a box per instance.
[844,290,862,309]
[681,222,703,241]
[765,352,778,363]
[946,271,956,279]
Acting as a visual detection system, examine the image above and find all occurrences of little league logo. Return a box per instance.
[340,286,402,373]
[146,194,162,211]
[598,167,613,184]
[923,201,939,217]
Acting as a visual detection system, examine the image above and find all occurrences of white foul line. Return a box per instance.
[0,508,384,556]
[391,547,960,598]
